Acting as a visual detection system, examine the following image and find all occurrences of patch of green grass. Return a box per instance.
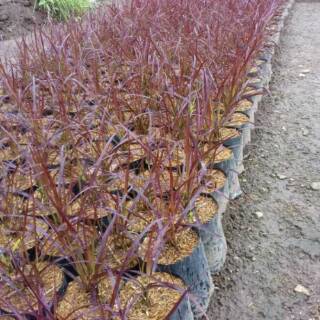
[37,0,93,20]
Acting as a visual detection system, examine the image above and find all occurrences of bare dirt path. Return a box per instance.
[0,0,47,61]
[207,2,320,320]
[0,0,46,41]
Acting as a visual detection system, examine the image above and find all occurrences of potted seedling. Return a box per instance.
[138,160,214,318]
[120,272,194,320]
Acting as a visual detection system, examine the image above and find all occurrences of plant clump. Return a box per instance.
[36,0,93,20]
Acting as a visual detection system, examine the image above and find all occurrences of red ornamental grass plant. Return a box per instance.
[0,0,285,318]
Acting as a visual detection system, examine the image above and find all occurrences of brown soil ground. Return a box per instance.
[207,2,320,320]
[0,0,46,41]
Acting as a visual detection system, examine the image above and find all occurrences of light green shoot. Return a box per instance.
[37,0,93,20]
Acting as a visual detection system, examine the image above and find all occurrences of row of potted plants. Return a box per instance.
[0,0,286,319]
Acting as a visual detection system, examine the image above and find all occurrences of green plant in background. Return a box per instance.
[37,0,93,20]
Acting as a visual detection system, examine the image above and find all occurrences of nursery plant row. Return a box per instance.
[0,0,291,319]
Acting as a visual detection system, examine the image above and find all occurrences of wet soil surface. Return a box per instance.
[0,0,46,41]
[207,2,320,320]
